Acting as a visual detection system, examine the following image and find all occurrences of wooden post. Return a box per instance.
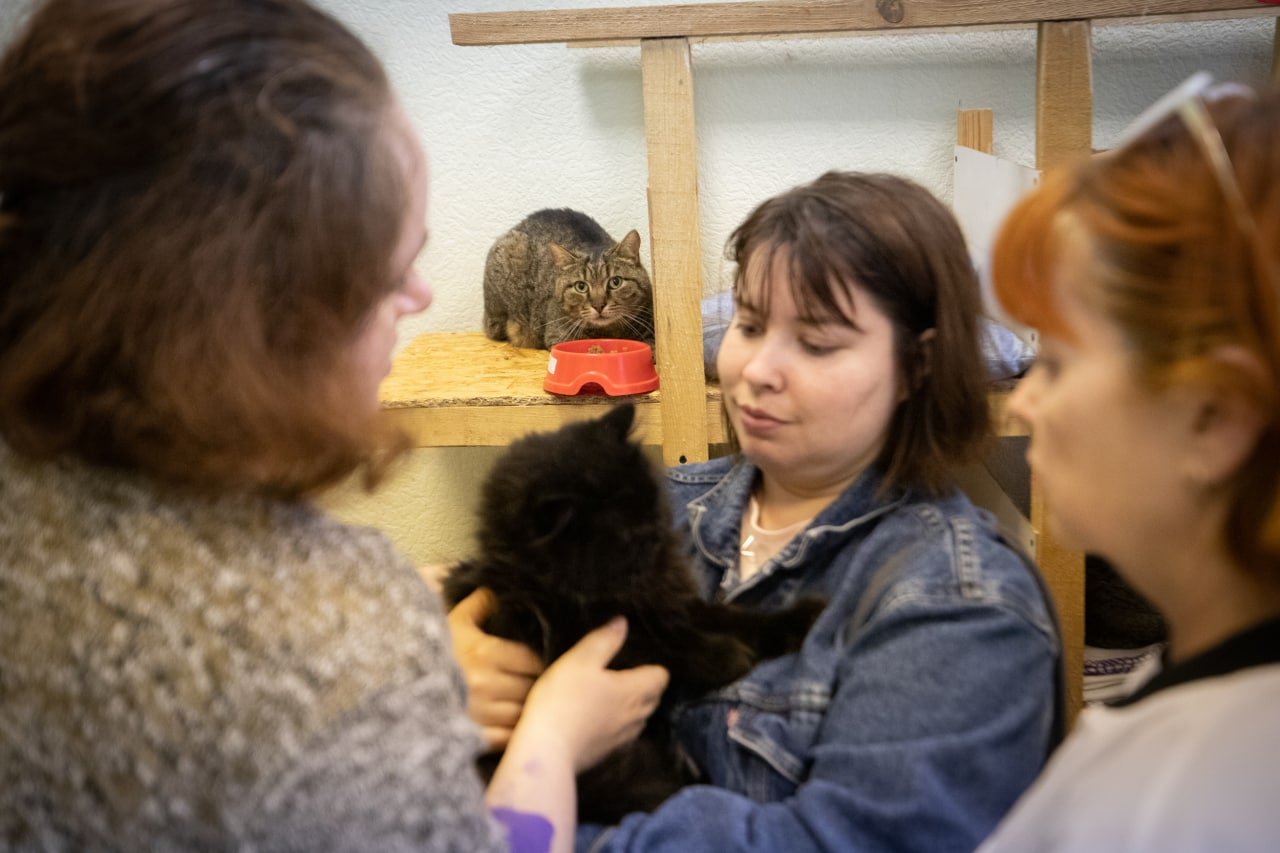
[1035,19,1091,725]
[641,37,710,467]
[957,107,993,154]
[1273,18,1279,89]
[1036,21,1093,168]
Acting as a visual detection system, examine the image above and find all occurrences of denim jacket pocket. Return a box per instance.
[723,681,831,802]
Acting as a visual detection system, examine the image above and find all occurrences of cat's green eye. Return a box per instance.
[573,280,588,293]
[608,276,623,289]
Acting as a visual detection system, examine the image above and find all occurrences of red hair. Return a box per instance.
[992,90,1280,581]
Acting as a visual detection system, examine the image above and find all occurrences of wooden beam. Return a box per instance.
[570,8,1279,49]
[1034,20,1090,727]
[1036,20,1093,170]
[1032,478,1087,727]
[957,107,994,154]
[1273,17,1280,88]
[642,38,709,467]
[451,0,1264,46]
[384,397,728,447]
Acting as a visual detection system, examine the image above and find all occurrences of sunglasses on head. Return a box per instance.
[1115,71,1257,244]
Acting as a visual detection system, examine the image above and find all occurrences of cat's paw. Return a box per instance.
[768,596,827,655]
[688,634,757,687]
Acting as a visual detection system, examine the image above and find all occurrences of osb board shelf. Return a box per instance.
[380,331,1026,447]
[379,331,724,448]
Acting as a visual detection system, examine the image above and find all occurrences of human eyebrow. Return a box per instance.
[798,312,862,334]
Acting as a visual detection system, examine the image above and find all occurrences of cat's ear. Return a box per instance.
[531,494,576,544]
[600,403,636,441]
[546,242,577,268]
[612,230,642,262]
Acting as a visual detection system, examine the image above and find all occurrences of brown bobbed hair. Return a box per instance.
[726,171,992,496]
[992,89,1280,583]
[0,0,411,497]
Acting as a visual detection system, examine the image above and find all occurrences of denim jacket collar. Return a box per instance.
[684,458,908,596]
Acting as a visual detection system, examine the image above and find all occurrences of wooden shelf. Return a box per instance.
[380,332,724,449]
[380,331,1026,447]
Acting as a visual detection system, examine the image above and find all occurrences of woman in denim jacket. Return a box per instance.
[455,171,1061,852]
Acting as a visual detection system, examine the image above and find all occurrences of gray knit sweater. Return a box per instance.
[0,441,505,852]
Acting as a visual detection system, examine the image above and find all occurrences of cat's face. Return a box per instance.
[548,230,652,340]
[476,404,667,599]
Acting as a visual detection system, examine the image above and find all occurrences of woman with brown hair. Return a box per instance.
[0,0,666,849]
[980,79,1280,850]
[457,171,1063,852]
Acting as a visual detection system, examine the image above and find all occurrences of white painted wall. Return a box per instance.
[2,1,1274,565]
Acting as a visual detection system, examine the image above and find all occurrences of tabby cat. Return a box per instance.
[481,208,654,349]
[441,404,824,824]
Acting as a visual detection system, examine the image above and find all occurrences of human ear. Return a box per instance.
[1183,346,1270,487]
[916,328,936,380]
[899,328,935,401]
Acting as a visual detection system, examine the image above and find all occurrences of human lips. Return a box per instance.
[735,403,788,434]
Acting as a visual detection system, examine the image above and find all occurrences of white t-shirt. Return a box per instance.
[980,651,1280,852]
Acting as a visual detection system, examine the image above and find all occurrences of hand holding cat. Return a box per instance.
[486,619,668,853]
[449,587,545,750]
[519,616,670,773]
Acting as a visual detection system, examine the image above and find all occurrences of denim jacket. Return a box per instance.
[580,456,1059,852]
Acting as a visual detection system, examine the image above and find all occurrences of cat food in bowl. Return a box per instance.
[543,339,659,396]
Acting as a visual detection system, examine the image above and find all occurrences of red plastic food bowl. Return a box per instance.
[543,339,659,396]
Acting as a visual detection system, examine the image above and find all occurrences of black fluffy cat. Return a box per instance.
[442,403,824,825]
[440,404,819,824]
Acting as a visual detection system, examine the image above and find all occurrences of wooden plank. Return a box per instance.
[1032,477,1087,727]
[379,331,725,446]
[380,330,668,410]
[1036,20,1093,169]
[1035,20,1090,726]
[385,397,728,447]
[642,38,709,467]
[570,8,1279,48]
[957,107,993,154]
[451,0,1264,46]
[1273,17,1280,87]
[382,331,577,408]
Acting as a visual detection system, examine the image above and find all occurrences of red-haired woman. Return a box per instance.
[981,81,1280,850]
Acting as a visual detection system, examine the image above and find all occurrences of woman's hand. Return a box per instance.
[486,618,668,852]
[448,588,545,751]
[519,617,670,773]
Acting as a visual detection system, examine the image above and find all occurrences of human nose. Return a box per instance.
[739,334,785,391]
[396,268,433,317]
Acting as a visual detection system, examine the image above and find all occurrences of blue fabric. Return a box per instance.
[700,290,1034,382]
[578,457,1058,853]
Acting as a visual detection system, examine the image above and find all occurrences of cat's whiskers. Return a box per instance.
[539,315,587,342]
[614,308,654,340]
